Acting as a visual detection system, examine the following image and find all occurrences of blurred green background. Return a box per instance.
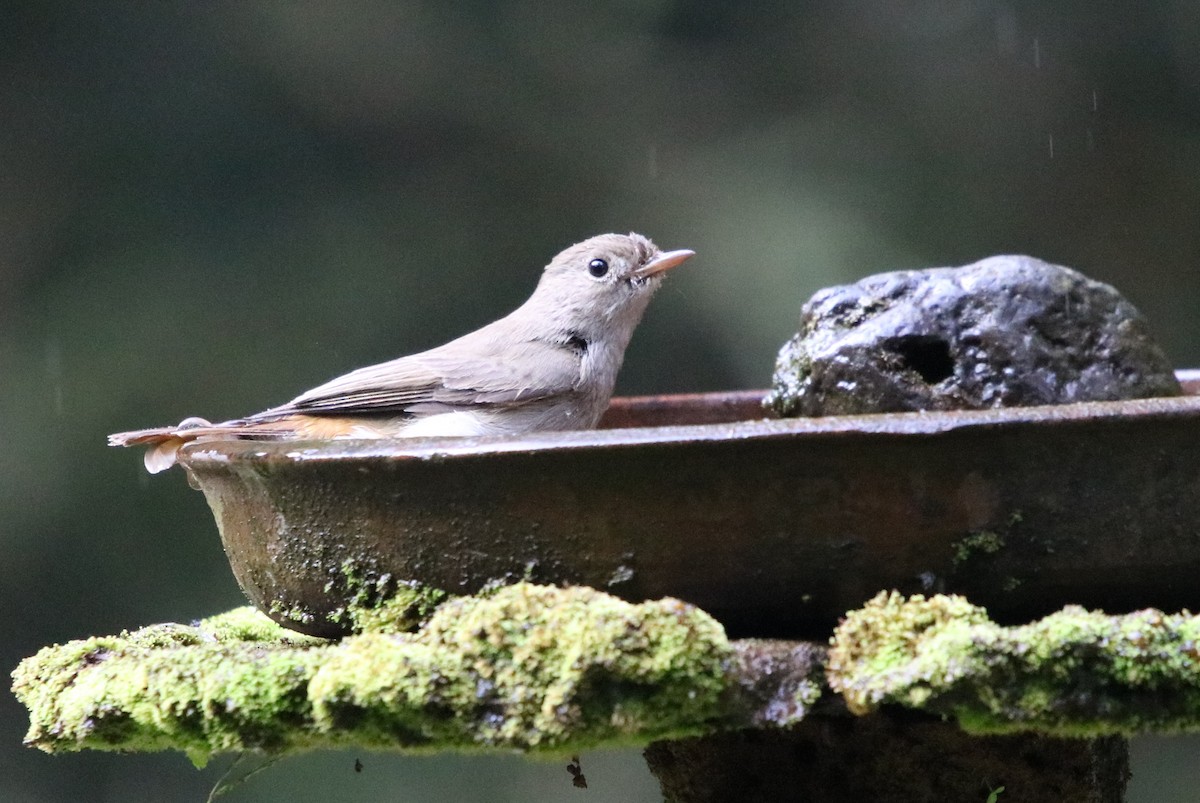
[4,2,1199,800]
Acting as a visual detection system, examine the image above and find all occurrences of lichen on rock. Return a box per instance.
[827,591,1200,735]
[11,584,732,763]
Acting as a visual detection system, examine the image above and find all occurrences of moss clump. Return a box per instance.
[329,569,448,635]
[12,584,731,762]
[342,581,447,634]
[827,591,1200,735]
[199,606,330,644]
[11,609,326,765]
[269,563,449,637]
[951,530,1005,565]
[313,584,730,749]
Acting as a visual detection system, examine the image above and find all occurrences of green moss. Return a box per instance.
[12,584,731,761]
[266,599,318,629]
[340,582,447,634]
[11,612,328,766]
[315,584,731,749]
[827,591,1200,735]
[199,607,327,644]
[325,566,448,635]
[951,531,1005,565]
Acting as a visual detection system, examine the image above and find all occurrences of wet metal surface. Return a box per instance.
[182,370,1200,638]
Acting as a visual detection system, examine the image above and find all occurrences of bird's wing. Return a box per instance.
[259,331,583,417]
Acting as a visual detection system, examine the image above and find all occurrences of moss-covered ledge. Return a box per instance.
[11,583,823,765]
[16,582,1200,769]
[827,590,1200,735]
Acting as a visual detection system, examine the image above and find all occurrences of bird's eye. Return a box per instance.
[587,258,609,278]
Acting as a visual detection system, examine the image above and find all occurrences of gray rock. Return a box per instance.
[766,255,1180,417]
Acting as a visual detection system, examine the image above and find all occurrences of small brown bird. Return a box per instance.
[110,232,694,473]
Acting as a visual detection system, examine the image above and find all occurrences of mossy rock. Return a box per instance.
[11,583,733,765]
[828,590,1200,735]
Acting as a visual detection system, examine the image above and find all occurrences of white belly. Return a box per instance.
[372,411,499,438]
[388,399,603,439]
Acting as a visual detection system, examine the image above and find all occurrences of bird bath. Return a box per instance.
[181,372,1200,640]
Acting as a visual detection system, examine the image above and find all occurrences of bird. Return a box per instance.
[109,232,695,473]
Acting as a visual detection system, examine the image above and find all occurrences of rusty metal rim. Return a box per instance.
[180,370,1200,467]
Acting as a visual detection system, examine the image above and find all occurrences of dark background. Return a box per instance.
[3,2,1199,800]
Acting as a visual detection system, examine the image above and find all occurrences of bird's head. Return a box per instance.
[530,233,694,342]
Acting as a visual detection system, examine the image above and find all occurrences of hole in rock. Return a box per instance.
[887,335,955,384]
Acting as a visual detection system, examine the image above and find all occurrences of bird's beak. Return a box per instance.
[635,248,695,279]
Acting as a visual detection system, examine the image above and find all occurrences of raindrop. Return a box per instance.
[1048,133,1055,159]
[45,339,64,415]
[647,144,659,180]
[1033,37,1040,69]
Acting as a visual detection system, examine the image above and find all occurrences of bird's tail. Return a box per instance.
[108,417,272,474]
[108,417,218,473]
[110,414,349,473]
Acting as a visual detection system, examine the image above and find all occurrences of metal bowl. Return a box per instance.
[181,372,1200,638]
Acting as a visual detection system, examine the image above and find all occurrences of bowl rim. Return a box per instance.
[179,370,1200,467]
